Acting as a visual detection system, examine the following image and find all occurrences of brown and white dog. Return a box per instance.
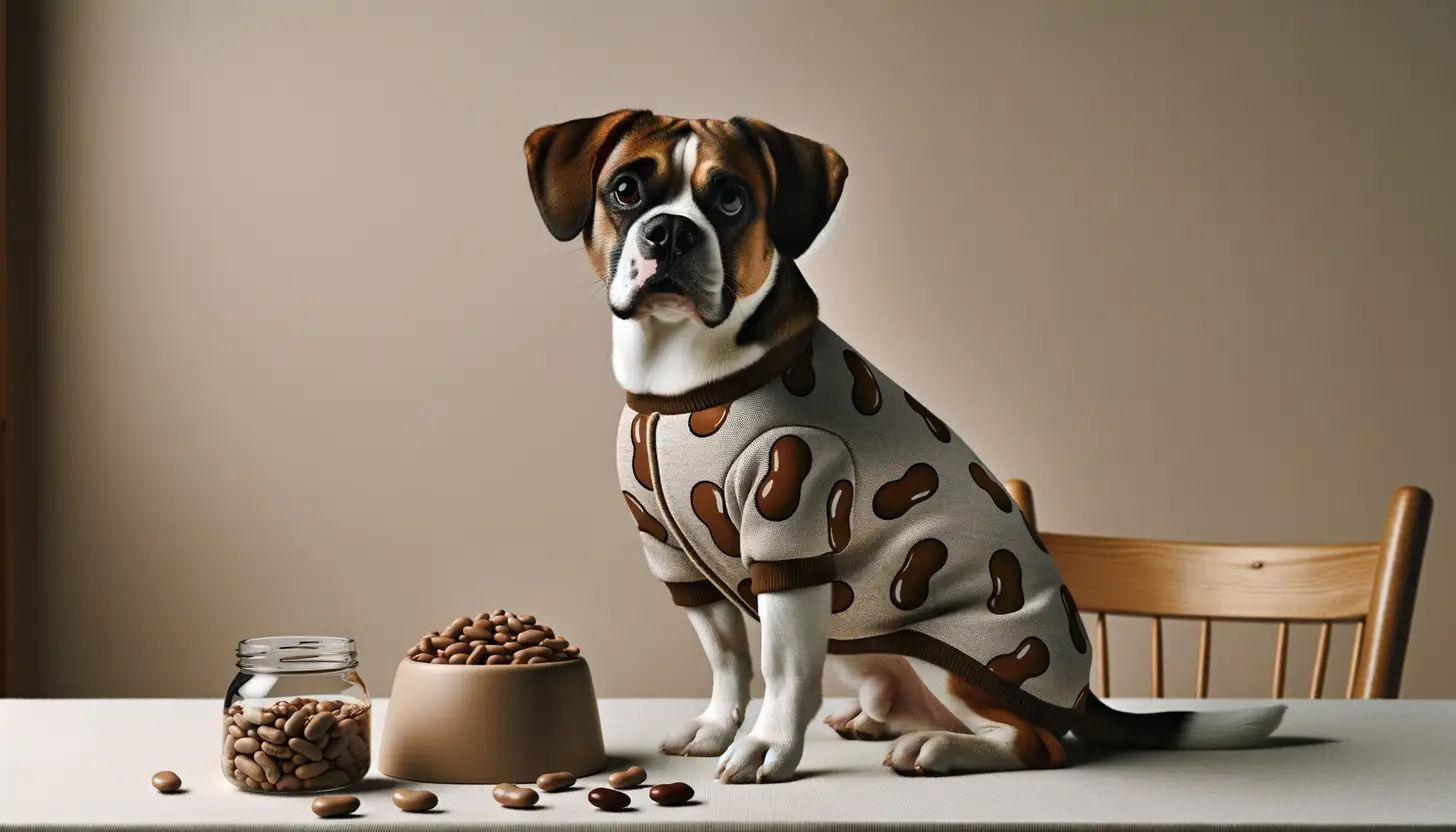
[523,110,1285,784]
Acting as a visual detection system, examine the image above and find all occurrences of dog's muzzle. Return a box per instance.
[617,211,728,325]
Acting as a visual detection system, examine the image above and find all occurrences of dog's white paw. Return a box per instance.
[714,733,803,784]
[884,730,933,775]
[883,730,1022,776]
[659,712,741,757]
[824,705,895,740]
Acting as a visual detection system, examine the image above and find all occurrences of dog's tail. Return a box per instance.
[1071,692,1287,750]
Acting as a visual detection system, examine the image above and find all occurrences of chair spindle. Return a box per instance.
[1150,616,1164,697]
[1272,621,1289,698]
[1310,621,1332,699]
[1347,620,1365,699]
[1095,613,1110,697]
[1196,618,1212,698]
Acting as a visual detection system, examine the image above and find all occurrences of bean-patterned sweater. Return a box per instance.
[617,322,1093,733]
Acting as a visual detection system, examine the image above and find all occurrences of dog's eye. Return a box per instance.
[610,176,642,209]
[717,186,745,217]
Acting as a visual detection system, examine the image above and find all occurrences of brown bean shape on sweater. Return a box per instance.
[873,463,938,520]
[756,435,813,521]
[988,636,1051,687]
[831,580,855,614]
[986,549,1025,614]
[623,491,668,542]
[890,539,948,611]
[782,341,815,396]
[630,412,653,490]
[1061,585,1089,654]
[826,480,854,553]
[969,462,1014,513]
[691,481,741,557]
[689,402,731,437]
[843,350,882,415]
[905,392,951,442]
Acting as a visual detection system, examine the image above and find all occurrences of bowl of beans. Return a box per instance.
[377,610,606,784]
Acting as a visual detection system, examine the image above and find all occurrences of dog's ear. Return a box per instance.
[524,109,652,241]
[731,117,848,261]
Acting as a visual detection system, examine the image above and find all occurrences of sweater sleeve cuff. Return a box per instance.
[664,580,726,607]
[750,553,838,594]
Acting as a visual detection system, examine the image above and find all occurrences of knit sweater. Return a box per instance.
[616,322,1092,733]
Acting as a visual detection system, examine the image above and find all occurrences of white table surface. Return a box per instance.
[1,697,1453,831]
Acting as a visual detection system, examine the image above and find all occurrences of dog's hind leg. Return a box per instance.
[823,654,965,741]
[883,658,1067,776]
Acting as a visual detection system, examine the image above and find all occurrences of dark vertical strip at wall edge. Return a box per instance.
[1,0,10,699]
[5,0,52,698]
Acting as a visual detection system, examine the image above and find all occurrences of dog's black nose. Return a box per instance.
[639,214,700,261]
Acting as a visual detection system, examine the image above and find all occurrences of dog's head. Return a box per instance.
[524,111,847,328]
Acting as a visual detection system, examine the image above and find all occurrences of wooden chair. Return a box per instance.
[1006,481,1432,700]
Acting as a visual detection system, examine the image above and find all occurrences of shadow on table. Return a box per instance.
[601,754,646,772]
[794,766,884,781]
[348,777,414,794]
[350,754,650,795]
[1064,735,1336,765]
[1261,736,1336,750]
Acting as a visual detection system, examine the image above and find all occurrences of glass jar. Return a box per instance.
[221,636,371,793]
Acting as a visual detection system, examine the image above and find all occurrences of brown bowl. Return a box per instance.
[378,657,607,784]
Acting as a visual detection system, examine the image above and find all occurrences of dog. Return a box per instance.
[523,110,1286,784]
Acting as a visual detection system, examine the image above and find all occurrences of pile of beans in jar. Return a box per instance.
[407,610,580,665]
[221,699,370,792]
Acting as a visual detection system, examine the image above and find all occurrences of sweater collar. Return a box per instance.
[623,323,817,415]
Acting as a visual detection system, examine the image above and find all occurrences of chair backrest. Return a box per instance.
[1005,481,1432,699]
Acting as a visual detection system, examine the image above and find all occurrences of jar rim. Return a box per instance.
[236,636,358,673]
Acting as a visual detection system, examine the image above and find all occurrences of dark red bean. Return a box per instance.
[649,782,694,806]
[589,787,631,811]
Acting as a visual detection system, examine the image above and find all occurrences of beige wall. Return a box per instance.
[7,0,1453,701]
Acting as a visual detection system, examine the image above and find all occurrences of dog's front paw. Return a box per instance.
[714,733,803,784]
[659,711,741,757]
